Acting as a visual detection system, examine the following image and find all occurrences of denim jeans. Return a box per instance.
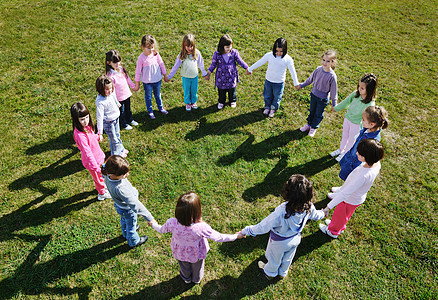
[306,93,329,129]
[263,234,301,278]
[143,81,163,113]
[119,97,133,128]
[218,87,237,104]
[103,118,125,156]
[114,203,140,247]
[263,80,285,110]
[182,77,198,105]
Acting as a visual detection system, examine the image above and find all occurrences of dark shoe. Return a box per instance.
[131,235,148,248]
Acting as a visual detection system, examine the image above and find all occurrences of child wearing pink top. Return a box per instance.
[150,192,244,284]
[106,50,138,130]
[134,35,169,120]
[71,103,110,201]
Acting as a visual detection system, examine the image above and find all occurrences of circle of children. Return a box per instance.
[70,33,389,282]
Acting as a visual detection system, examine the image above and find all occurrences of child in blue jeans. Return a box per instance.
[102,155,155,247]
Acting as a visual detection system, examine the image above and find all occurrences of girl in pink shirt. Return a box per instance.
[106,50,138,130]
[149,192,244,284]
[71,103,110,201]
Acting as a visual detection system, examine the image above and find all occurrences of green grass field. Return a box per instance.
[0,0,437,299]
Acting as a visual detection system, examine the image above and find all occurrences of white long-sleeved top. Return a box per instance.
[247,52,299,85]
[327,162,381,209]
[95,92,120,135]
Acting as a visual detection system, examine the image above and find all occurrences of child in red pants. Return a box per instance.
[319,139,384,238]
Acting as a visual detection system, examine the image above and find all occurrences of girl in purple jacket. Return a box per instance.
[207,34,249,109]
[71,103,110,201]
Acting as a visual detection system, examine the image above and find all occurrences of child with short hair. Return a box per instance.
[207,34,249,109]
[167,34,208,111]
[298,50,338,137]
[240,175,325,279]
[338,105,388,181]
[102,155,155,247]
[95,75,128,157]
[320,139,384,238]
[330,73,378,160]
[149,192,244,284]
[134,34,169,119]
[247,37,300,117]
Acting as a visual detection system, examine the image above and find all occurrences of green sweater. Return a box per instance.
[334,91,375,124]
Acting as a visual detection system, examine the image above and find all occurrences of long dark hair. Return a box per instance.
[356,73,378,104]
[272,37,287,58]
[217,34,233,54]
[71,102,94,132]
[281,174,314,218]
[105,49,129,78]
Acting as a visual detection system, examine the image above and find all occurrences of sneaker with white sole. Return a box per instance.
[148,112,155,120]
[319,224,338,238]
[330,149,341,157]
[308,128,317,137]
[325,219,331,225]
[130,120,139,126]
[131,235,148,248]
[159,109,168,115]
[258,261,274,280]
[331,186,341,193]
[263,108,270,115]
[123,124,133,130]
[185,104,192,111]
[300,124,310,132]
[230,102,237,108]
[327,192,335,199]
[97,191,111,201]
[191,103,198,109]
[218,103,224,110]
[268,109,275,117]
[335,153,345,162]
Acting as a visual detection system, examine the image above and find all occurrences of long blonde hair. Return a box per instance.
[179,34,197,60]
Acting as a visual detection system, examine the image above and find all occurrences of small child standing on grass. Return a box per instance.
[102,155,155,248]
[330,73,378,161]
[134,34,169,120]
[247,37,300,117]
[95,75,128,157]
[206,34,249,110]
[106,49,138,130]
[166,34,208,111]
[240,175,325,280]
[297,50,338,137]
[320,139,384,238]
[71,102,110,201]
[338,106,388,181]
[149,192,244,284]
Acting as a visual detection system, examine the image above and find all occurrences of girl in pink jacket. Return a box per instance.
[71,102,111,201]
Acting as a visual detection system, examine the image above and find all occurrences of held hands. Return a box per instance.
[163,74,170,83]
[323,207,330,217]
[246,69,252,75]
[295,85,301,90]
[147,220,158,226]
[331,106,336,112]
[236,231,246,239]
[97,134,103,142]
[133,82,140,92]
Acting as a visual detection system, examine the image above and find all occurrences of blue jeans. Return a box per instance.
[119,97,133,128]
[143,81,163,113]
[103,118,125,156]
[263,80,285,110]
[306,93,329,129]
[182,77,198,105]
[264,234,301,278]
[114,203,140,247]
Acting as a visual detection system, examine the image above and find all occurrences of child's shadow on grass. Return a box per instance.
[217,129,304,166]
[132,104,218,133]
[185,109,265,141]
[0,234,130,300]
[242,155,337,202]
[25,131,76,155]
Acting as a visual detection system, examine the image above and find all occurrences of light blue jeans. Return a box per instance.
[182,76,198,105]
[263,234,301,277]
[143,81,163,113]
[103,118,125,156]
[263,79,285,110]
[114,203,140,247]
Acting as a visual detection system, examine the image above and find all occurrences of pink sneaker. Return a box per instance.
[191,103,198,109]
[308,128,317,137]
[148,112,155,119]
[263,108,270,115]
[159,109,168,115]
[185,104,192,111]
[268,109,275,117]
[230,102,237,108]
[300,124,310,132]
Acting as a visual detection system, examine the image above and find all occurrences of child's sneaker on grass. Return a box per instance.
[319,224,338,238]
[159,108,168,115]
[268,109,275,118]
[186,104,192,111]
[131,235,148,248]
[335,153,345,162]
[263,108,270,115]
[300,124,310,132]
[97,191,111,201]
[308,128,317,137]
[230,102,237,108]
[148,112,155,120]
[191,103,198,109]
[130,120,139,126]
[330,149,341,157]
[123,124,133,130]
[121,149,129,158]
[218,103,224,110]
[258,261,274,280]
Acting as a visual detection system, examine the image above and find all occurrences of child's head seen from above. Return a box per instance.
[282,174,315,218]
[71,102,93,132]
[362,105,389,131]
[102,155,130,177]
[175,192,202,226]
[356,138,384,166]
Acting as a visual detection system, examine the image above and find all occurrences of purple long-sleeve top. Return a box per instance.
[208,49,248,89]
[152,218,238,263]
[300,66,338,106]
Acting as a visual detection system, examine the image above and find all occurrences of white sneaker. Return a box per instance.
[268,109,275,117]
[331,186,341,193]
[308,128,317,137]
[230,102,237,108]
[330,149,341,157]
[123,124,133,130]
[300,124,310,132]
[335,153,345,162]
[218,103,224,110]
[319,224,338,238]
[130,120,139,126]
[263,108,270,115]
[327,192,335,199]
[325,219,331,225]
[97,191,111,201]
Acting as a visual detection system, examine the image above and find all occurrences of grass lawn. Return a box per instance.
[0,0,437,299]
